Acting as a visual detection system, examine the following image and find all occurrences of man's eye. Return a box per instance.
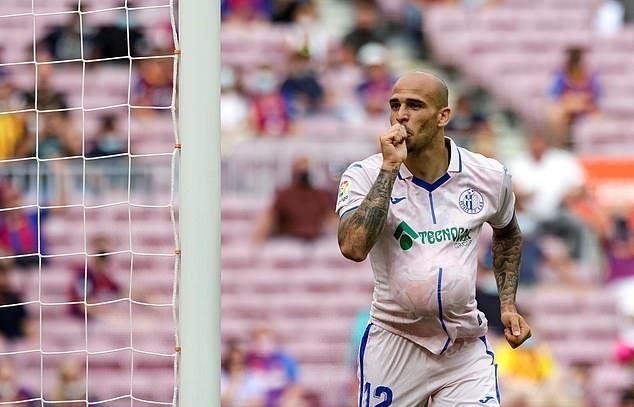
[409,103,423,109]
[390,104,399,110]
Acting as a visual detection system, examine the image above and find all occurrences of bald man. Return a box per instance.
[336,72,531,406]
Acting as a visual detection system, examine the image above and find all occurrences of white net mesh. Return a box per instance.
[0,0,180,405]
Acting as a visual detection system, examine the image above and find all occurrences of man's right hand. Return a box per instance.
[380,124,408,171]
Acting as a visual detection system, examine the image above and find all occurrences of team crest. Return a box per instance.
[459,188,484,214]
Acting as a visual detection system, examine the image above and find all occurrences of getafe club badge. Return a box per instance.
[459,188,484,214]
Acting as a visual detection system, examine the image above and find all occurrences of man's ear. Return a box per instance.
[437,107,452,128]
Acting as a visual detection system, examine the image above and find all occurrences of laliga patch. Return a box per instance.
[338,179,350,204]
[459,188,485,214]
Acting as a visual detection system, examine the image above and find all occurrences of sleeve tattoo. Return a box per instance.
[338,168,398,260]
[491,215,522,309]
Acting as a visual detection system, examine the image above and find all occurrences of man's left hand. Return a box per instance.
[501,311,531,348]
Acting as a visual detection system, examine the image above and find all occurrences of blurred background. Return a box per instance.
[0,0,634,406]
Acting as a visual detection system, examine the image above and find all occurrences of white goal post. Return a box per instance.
[177,0,219,406]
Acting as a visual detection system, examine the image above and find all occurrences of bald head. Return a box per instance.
[393,71,449,109]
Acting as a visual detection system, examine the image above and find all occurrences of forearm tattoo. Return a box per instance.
[338,168,398,257]
[491,216,522,309]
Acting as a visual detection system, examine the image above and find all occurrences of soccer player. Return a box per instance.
[336,71,531,406]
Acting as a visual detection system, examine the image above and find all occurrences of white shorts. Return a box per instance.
[358,324,500,407]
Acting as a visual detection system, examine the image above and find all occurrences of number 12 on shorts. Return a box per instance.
[363,382,393,407]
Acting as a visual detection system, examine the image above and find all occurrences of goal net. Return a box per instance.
[0,0,180,404]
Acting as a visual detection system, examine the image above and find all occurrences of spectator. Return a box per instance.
[132,52,173,109]
[246,323,299,406]
[87,115,126,158]
[20,63,68,111]
[0,73,30,160]
[91,4,147,60]
[283,1,332,62]
[0,262,34,344]
[355,42,396,118]
[0,175,67,269]
[248,65,292,137]
[38,12,87,61]
[20,112,80,160]
[0,359,36,405]
[48,359,91,406]
[321,43,364,122]
[495,335,583,407]
[605,209,634,283]
[509,129,594,267]
[68,236,121,320]
[251,157,336,243]
[220,66,251,143]
[342,0,387,54]
[221,339,266,407]
[547,47,601,147]
[446,93,486,138]
[280,50,324,117]
[221,0,273,23]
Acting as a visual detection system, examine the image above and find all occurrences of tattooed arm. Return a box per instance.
[492,214,531,348]
[338,167,398,262]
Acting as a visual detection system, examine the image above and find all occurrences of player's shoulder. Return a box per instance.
[343,153,383,175]
[459,146,508,175]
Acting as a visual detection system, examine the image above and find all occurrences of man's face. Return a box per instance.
[388,89,442,153]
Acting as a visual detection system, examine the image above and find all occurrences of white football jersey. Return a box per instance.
[336,138,515,355]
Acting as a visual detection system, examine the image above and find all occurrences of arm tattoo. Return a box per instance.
[338,168,398,259]
[491,215,522,309]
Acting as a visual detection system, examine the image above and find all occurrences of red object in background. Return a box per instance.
[581,158,634,208]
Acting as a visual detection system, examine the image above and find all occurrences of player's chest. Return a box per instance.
[385,178,494,247]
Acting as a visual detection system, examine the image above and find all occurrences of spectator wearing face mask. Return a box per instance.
[87,115,125,158]
[220,65,251,140]
[48,359,95,406]
[248,65,292,137]
[91,3,147,60]
[251,157,337,244]
[280,50,324,118]
[245,323,299,407]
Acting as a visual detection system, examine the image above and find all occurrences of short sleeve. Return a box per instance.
[488,167,516,229]
[335,163,373,217]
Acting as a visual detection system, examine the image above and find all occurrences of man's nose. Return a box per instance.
[397,108,409,124]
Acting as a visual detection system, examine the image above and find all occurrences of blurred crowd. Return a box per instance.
[0,0,632,405]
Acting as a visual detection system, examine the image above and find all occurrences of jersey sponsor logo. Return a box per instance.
[337,179,350,205]
[390,196,406,204]
[459,188,485,214]
[393,220,473,250]
[479,395,496,404]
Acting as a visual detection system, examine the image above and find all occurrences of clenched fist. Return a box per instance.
[501,310,532,349]
[381,124,408,171]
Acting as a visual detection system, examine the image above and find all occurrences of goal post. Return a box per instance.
[178,0,220,405]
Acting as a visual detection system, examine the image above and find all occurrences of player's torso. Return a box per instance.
[371,169,499,320]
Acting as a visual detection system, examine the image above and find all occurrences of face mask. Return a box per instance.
[254,338,276,357]
[98,134,122,152]
[253,72,277,94]
[63,381,86,398]
[296,170,311,187]
[0,382,15,399]
[221,68,236,90]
